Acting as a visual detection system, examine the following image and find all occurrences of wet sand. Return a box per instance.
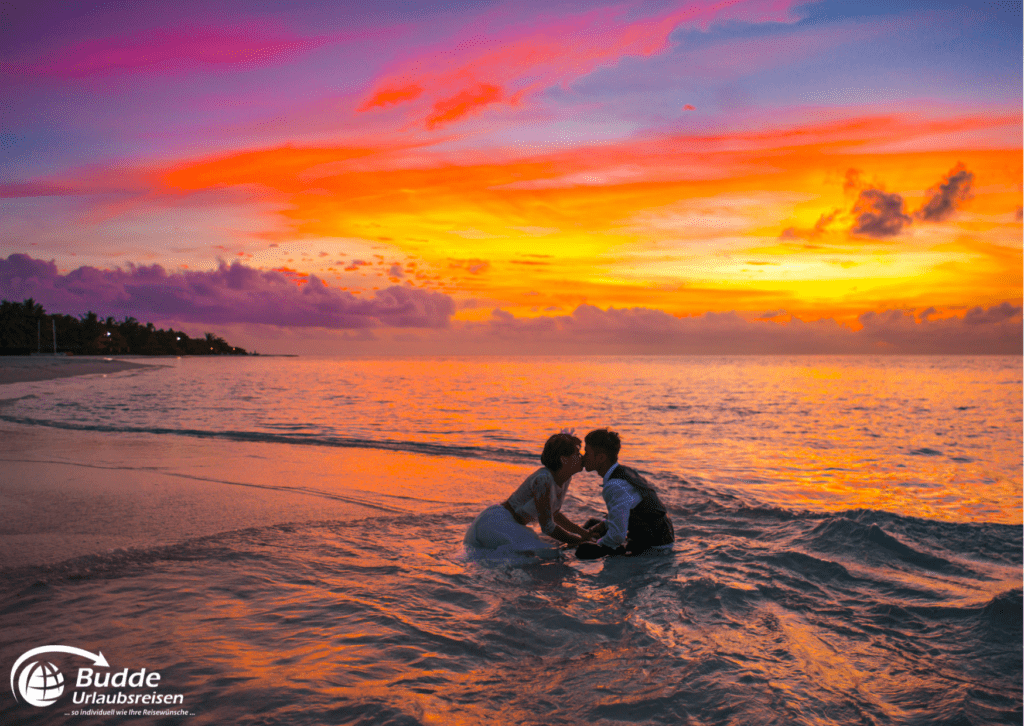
[0,355,157,385]
[0,418,519,570]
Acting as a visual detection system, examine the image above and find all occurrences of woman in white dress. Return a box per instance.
[464,432,596,554]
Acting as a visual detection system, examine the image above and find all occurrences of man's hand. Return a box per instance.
[575,542,625,559]
[584,519,608,538]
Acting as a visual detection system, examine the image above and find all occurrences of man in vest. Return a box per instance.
[576,428,674,559]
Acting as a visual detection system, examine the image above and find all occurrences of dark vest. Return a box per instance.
[610,464,674,551]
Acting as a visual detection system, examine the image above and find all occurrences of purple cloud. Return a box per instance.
[0,254,454,329]
[917,163,974,222]
[466,303,1021,355]
[850,188,912,238]
[856,304,1023,354]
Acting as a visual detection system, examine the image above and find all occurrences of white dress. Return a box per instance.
[464,467,569,554]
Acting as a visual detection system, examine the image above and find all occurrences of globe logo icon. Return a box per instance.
[18,661,64,707]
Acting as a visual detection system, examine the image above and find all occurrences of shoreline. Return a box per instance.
[0,355,160,385]
[0,416,520,570]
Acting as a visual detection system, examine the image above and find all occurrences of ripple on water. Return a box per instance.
[1,503,1018,725]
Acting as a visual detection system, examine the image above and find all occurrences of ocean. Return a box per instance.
[1,355,1021,725]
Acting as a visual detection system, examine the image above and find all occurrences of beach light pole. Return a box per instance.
[52,319,57,356]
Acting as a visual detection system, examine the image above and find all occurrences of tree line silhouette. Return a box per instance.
[1,299,249,356]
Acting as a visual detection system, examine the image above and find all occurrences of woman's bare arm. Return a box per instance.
[553,511,595,540]
[534,490,589,545]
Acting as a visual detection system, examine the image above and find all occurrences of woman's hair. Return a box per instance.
[540,432,582,471]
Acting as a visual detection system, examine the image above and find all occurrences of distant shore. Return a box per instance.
[0,355,157,385]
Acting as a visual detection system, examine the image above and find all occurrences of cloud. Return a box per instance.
[843,168,863,195]
[425,83,503,129]
[459,303,1021,355]
[850,188,912,237]
[2,23,340,79]
[779,208,840,240]
[857,303,1022,353]
[448,259,490,274]
[10,251,1014,353]
[793,163,980,240]
[917,162,974,221]
[357,0,801,128]
[0,254,454,329]
[788,162,985,240]
[358,83,425,111]
[0,182,83,198]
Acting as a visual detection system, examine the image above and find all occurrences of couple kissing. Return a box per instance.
[464,428,674,559]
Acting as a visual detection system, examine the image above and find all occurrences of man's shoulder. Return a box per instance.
[603,475,640,499]
[610,463,653,484]
[606,463,637,482]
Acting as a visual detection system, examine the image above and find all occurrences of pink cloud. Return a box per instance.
[2,23,347,79]
[426,83,503,129]
[358,0,802,128]
[0,254,454,329]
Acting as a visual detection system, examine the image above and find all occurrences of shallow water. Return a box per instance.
[3,504,1020,725]
[1,355,1021,725]
[1,355,1020,523]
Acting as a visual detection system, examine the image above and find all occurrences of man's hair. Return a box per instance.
[541,432,582,471]
[584,428,621,462]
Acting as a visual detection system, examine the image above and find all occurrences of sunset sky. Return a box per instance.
[1,0,1021,354]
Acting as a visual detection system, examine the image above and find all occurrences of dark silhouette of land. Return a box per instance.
[1,299,248,356]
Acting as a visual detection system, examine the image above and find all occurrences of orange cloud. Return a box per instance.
[161,145,385,193]
[43,109,1020,324]
[358,83,424,111]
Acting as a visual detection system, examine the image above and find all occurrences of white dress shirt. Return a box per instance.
[598,463,641,549]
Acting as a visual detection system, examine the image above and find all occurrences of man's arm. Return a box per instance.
[553,511,596,541]
[597,480,640,549]
[582,518,608,537]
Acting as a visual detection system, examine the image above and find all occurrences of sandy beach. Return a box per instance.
[0,419,520,569]
[0,355,159,385]
[0,356,165,387]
